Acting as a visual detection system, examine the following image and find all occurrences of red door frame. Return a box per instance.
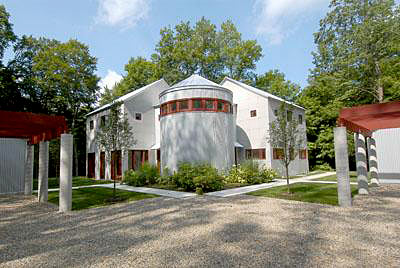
[100,152,105,179]
[87,153,95,178]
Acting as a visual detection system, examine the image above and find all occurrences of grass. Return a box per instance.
[33,176,112,190]
[310,171,367,183]
[47,187,158,210]
[247,183,358,206]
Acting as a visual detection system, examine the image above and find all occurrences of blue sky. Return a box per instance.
[2,0,330,90]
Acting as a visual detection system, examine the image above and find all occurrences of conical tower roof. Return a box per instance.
[170,74,220,88]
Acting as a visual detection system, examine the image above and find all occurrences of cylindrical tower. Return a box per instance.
[159,74,235,173]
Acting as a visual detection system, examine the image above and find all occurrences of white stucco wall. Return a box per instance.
[373,128,400,179]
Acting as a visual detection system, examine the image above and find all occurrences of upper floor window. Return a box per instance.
[135,112,142,121]
[100,115,106,127]
[287,111,293,121]
[89,120,94,130]
[205,100,215,110]
[193,99,202,109]
[179,100,189,111]
[250,110,257,117]
[274,109,278,117]
[217,101,224,111]
[298,114,303,124]
[170,102,177,113]
[160,98,233,117]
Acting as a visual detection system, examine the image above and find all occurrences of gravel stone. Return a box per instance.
[0,185,399,267]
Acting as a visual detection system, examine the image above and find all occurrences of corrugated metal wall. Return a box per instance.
[0,138,26,194]
[373,128,400,179]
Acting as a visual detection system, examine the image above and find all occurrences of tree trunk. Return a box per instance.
[375,61,384,103]
[285,164,290,194]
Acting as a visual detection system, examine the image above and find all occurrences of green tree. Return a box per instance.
[0,4,16,62]
[267,103,305,193]
[32,39,99,175]
[95,101,136,199]
[102,18,263,103]
[255,69,301,102]
[113,56,158,96]
[312,0,400,103]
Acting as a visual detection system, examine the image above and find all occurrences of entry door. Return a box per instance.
[111,150,122,180]
[87,153,95,178]
[100,152,105,179]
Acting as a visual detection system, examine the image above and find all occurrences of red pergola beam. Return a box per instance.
[338,101,400,134]
[0,110,68,144]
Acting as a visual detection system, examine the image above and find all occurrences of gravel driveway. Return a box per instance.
[1,185,399,267]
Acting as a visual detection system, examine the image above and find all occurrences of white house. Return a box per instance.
[86,75,309,180]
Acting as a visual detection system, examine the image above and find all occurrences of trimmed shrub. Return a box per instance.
[123,163,160,187]
[172,162,224,192]
[225,161,277,185]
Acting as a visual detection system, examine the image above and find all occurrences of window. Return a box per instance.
[250,110,257,117]
[170,102,177,112]
[205,100,214,110]
[274,109,278,117]
[217,101,224,111]
[135,112,142,121]
[245,148,266,160]
[273,148,284,160]
[287,111,293,121]
[89,120,94,130]
[161,104,167,115]
[179,100,189,111]
[298,114,303,124]
[299,149,307,159]
[100,115,106,127]
[193,99,202,109]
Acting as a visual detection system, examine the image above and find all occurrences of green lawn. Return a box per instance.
[47,187,159,210]
[311,171,366,183]
[247,183,358,206]
[33,177,112,190]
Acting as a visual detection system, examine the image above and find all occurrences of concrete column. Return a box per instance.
[38,141,49,202]
[334,127,352,207]
[24,144,34,195]
[354,133,369,195]
[59,134,73,212]
[367,137,380,187]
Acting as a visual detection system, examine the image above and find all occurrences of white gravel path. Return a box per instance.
[1,185,399,267]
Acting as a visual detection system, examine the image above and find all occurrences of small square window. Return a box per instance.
[298,114,303,124]
[89,120,94,130]
[135,112,142,121]
[205,100,214,110]
[274,110,278,117]
[179,100,189,111]
[250,110,257,117]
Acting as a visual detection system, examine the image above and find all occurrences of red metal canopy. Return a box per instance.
[0,111,68,144]
[338,101,400,136]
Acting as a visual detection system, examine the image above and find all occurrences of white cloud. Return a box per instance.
[98,70,123,94]
[95,0,150,29]
[253,0,328,45]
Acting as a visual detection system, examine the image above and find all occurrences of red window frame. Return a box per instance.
[250,110,257,117]
[245,148,266,160]
[160,98,233,117]
[299,149,307,159]
[273,148,284,160]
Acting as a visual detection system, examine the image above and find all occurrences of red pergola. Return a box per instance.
[338,101,400,136]
[0,110,68,144]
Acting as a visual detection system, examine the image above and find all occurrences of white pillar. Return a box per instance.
[354,133,369,195]
[334,127,352,207]
[59,134,73,212]
[38,141,49,202]
[24,143,34,195]
[367,137,380,187]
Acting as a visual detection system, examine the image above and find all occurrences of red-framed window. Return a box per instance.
[250,110,257,117]
[299,149,307,159]
[273,148,284,160]
[245,148,266,160]
[160,98,233,117]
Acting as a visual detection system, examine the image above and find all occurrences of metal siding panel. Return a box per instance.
[0,138,26,194]
[373,128,400,174]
